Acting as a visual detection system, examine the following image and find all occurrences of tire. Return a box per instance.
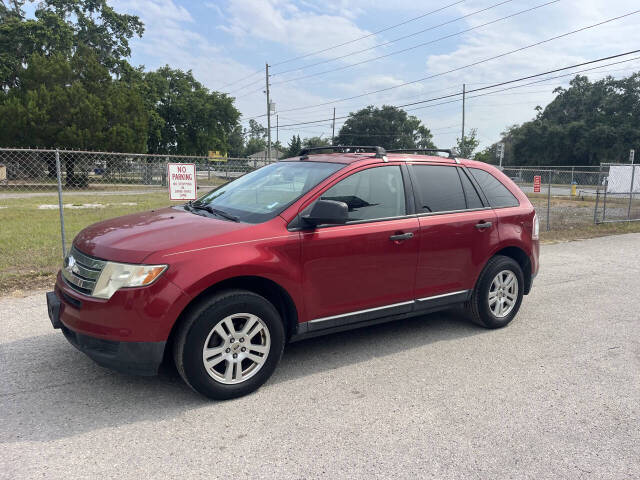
[467,255,524,329]
[173,289,285,400]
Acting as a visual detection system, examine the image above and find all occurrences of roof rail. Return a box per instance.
[387,148,455,159]
[299,145,387,159]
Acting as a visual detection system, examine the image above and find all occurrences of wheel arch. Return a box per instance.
[490,245,533,294]
[165,275,299,362]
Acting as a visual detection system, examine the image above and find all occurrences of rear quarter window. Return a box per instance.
[469,168,519,208]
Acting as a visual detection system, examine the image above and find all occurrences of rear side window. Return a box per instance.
[321,165,406,221]
[411,165,466,213]
[469,168,519,208]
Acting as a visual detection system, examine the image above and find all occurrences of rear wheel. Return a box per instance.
[467,255,524,329]
[173,290,285,400]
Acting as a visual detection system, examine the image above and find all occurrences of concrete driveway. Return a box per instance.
[1,234,639,479]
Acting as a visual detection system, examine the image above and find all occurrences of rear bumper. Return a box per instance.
[47,290,166,376]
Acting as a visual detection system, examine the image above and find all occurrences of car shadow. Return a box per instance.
[0,308,486,443]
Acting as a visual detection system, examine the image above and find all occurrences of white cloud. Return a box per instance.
[111,0,640,148]
[221,0,379,63]
[418,0,640,148]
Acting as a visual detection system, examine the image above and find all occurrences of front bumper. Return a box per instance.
[47,289,167,376]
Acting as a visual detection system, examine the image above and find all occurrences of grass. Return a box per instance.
[539,222,640,243]
[0,192,183,295]
[2,190,640,296]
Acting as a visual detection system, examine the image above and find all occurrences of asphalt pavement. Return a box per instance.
[1,234,639,479]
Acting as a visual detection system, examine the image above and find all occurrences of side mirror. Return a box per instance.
[302,199,348,227]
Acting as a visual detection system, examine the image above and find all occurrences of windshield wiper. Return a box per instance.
[188,202,240,222]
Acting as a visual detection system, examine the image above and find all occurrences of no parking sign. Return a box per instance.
[168,163,197,200]
[533,175,541,193]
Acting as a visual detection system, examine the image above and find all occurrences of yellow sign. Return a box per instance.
[208,151,227,162]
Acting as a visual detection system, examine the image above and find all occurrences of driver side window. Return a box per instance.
[320,166,406,221]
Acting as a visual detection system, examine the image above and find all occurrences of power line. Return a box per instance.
[217,70,263,92]
[269,0,557,87]
[262,61,640,123]
[270,0,467,68]
[247,11,640,118]
[242,56,639,129]
[226,78,265,96]
[219,0,466,92]
[265,52,640,128]
[403,60,640,113]
[399,52,640,110]
[271,0,520,78]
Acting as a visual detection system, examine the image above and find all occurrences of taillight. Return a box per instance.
[532,213,539,240]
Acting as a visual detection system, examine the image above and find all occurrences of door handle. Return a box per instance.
[389,232,414,241]
[475,221,492,230]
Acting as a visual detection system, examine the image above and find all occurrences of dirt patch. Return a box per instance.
[0,271,57,297]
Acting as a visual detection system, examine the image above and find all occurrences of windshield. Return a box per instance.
[193,161,344,223]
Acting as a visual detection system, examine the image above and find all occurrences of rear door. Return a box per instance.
[299,164,419,330]
[409,164,499,310]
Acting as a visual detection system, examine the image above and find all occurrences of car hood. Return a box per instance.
[73,207,249,263]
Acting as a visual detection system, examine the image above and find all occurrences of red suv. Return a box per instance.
[47,146,539,399]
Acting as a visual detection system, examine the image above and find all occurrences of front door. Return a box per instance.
[300,165,419,330]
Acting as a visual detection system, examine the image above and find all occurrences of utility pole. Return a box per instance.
[265,63,272,162]
[276,114,279,144]
[461,83,466,143]
[332,107,336,145]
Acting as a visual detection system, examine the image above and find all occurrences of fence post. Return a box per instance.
[546,170,552,231]
[602,177,608,223]
[55,149,67,260]
[628,164,636,221]
[594,163,602,224]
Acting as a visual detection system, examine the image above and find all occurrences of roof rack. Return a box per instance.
[299,145,387,159]
[386,148,455,159]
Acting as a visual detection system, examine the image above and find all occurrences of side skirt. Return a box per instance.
[290,290,470,342]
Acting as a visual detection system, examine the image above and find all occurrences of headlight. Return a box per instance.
[93,262,168,299]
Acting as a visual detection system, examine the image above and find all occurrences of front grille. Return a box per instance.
[62,246,107,296]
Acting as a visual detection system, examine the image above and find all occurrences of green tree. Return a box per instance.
[0,0,144,89]
[487,74,640,166]
[285,135,302,157]
[301,136,330,149]
[242,120,267,156]
[455,128,480,158]
[0,50,148,151]
[227,124,245,157]
[336,105,435,150]
[143,66,240,155]
[473,146,494,163]
[0,0,245,165]
[0,49,149,184]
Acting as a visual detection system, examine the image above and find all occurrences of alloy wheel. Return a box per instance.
[488,270,519,318]
[202,313,271,385]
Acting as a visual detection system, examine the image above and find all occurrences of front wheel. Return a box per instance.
[173,290,285,400]
[467,255,524,329]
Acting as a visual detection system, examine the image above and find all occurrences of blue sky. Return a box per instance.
[111,0,640,151]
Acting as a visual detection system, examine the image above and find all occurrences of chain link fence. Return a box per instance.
[593,163,640,224]
[0,148,272,266]
[1,147,639,258]
[501,166,604,231]
[0,148,269,193]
